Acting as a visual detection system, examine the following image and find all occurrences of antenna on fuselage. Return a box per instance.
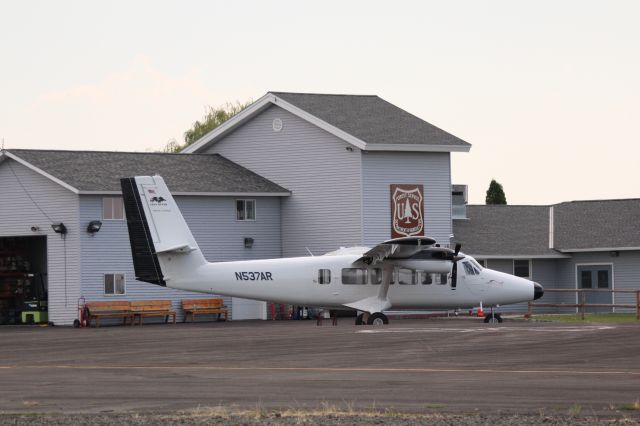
[305,247,314,257]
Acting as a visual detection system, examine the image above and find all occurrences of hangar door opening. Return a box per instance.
[0,237,48,325]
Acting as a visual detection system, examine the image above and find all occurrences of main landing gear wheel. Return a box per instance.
[484,313,503,323]
[367,312,389,326]
[355,313,365,325]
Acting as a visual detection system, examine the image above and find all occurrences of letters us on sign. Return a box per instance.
[390,184,425,238]
[235,272,273,281]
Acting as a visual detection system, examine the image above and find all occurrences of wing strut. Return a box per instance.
[343,264,394,314]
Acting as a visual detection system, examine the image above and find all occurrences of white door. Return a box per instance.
[231,298,267,320]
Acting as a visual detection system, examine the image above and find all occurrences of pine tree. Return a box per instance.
[485,179,507,205]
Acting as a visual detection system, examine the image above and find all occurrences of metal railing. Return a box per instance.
[527,288,640,320]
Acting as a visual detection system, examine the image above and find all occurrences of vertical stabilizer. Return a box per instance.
[120,176,206,286]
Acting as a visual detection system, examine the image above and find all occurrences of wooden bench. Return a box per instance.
[182,298,228,322]
[130,300,176,326]
[85,301,133,327]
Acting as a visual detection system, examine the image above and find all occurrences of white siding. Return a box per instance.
[79,195,282,321]
[362,152,452,245]
[0,160,80,325]
[203,105,363,257]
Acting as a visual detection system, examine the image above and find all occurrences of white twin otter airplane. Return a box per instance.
[120,176,544,325]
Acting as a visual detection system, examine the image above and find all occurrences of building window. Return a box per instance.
[513,260,532,279]
[104,273,125,295]
[597,270,609,288]
[103,197,124,220]
[318,269,331,284]
[477,259,486,267]
[236,199,256,221]
[342,268,367,284]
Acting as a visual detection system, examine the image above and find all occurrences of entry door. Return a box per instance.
[577,265,612,313]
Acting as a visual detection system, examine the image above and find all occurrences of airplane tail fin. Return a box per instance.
[120,176,206,286]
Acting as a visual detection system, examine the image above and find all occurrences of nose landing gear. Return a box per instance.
[484,306,503,323]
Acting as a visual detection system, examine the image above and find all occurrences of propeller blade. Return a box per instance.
[451,243,461,289]
[451,262,457,289]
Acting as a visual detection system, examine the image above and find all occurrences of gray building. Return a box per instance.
[0,150,288,325]
[453,198,640,313]
[0,92,470,325]
[183,92,470,255]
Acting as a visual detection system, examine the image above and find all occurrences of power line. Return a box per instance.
[7,160,55,223]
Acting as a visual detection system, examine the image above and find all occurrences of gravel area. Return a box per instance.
[1,412,639,425]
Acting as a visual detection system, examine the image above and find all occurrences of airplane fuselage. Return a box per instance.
[162,251,536,310]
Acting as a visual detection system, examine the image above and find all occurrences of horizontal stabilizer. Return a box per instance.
[155,244,197,254]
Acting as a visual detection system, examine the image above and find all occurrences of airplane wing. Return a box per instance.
[354,236,437,265]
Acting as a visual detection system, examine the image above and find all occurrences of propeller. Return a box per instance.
[450,243,462,289]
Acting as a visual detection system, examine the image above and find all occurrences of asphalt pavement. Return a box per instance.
[0,318,639,417]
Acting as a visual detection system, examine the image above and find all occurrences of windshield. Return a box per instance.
[468,258,483,271]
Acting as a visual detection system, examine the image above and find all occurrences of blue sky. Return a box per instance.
[1,1,638,204]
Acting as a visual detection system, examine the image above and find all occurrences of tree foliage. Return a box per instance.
[485,179,507,205]
[162,101,251,153]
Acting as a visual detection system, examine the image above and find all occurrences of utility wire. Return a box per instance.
[7,160,55,223]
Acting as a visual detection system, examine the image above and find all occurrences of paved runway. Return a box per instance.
[0,319,639,415]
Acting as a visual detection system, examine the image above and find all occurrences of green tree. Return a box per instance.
[485,179,507,204]
[163,101,251,152]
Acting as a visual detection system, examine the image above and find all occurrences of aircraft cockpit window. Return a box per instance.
[398,268,417,285]
[369,268,382,285]
[342,268,367,285]
[318,269,331,284]
[462,261,477,275]
[440,273,448,285]
[421,271,432,285]
[468,259,483,272]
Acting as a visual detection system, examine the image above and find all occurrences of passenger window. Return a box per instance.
[398,268,416,285]
[369,268,382,285]
[440,273,448,285]
[421,271,432,285]
[342,268,367,285]
[318,269,331,284]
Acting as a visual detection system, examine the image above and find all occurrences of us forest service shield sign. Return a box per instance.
[390,184,425,238]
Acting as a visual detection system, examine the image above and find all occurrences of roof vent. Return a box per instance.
[272,118,283,132]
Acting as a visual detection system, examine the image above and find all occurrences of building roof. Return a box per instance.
[453,205,562,258]
[183,92,471,153]
[271,92,471,149]
[2,149,289,195]
[454,200,640,257]
[553,199,640,251]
